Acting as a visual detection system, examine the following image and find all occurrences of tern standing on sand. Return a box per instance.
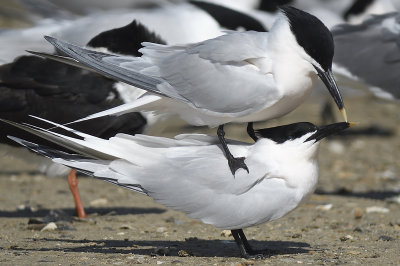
[5,118,351,258]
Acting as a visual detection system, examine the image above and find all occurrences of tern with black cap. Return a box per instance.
[32,6,348,175]
[3,116,352,258]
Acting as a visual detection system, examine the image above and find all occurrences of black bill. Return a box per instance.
[306,122,354,142]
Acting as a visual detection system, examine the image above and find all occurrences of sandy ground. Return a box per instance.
[0,95,399,265]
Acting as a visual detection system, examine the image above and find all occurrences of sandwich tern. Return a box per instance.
[4,117,351,258]
[34,6,347,175]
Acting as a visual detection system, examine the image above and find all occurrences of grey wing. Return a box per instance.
[141,31,269,62]
[44,33,275,114]
[141,31,276,114]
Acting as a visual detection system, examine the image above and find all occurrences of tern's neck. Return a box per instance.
[251,138,320,198]
[269,16,317,96]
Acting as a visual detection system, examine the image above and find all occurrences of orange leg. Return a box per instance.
[67,169,86,218]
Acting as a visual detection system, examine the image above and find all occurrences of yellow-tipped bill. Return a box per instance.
[348,121,359,127]
[340,108,348,122]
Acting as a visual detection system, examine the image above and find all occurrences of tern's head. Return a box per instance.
[257,122,351,144]
[250,122,351,188]
[255,122,351,158]
[280,6,347,122]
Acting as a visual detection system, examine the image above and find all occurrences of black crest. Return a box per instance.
[256,122,317,143]
[281,6,334,71]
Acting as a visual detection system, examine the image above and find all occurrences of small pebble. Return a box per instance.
[221,230,232,237]
[89,198,108,207]
[353,227,364,232]
[378,235,394,241]
[366,206,389,213]
[17,205,37,212]
[353,208,363,219]
[156,227,167,233]
[347,251,361,255]
[234,260,255,266]
[40,222,57,232]
[340,235,353,242]
[119,224,133,230]
[315,204,332,211]
[17,204,26,211]
[177,249,192,257]
[157,261,163,265]
[171,260,184,265]
[291,233,302,239]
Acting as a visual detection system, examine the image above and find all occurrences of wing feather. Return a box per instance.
[43,34,277,117]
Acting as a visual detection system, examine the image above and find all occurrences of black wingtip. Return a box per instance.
[7,135,53,159]
[0,118,21,129]
[8,135,89,161]
[26,50,48,58]
[44,35,55,42]
[7,135,24,146]
[44,36,63,47]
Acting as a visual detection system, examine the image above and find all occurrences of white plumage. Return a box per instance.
[7,117,347,230]
[4,116,351,257]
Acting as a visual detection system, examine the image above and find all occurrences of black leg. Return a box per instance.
[231,229,269,259]
[247,122,258,142]
[231,229,250,258]
[217,125,249,176]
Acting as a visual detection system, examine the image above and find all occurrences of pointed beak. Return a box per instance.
[315,67,347,122]
[306,122,355,142]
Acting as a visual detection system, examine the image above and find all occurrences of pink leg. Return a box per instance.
[67,169,86,218]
